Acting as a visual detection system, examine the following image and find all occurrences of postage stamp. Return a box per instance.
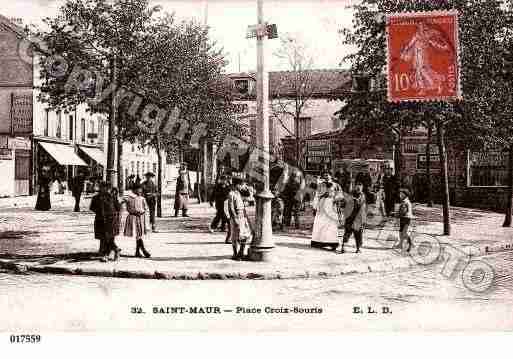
[386,10,462,102]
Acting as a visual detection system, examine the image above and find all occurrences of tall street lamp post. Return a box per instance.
[249,0,274,262]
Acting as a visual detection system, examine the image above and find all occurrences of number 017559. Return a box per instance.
[9,334,41,344]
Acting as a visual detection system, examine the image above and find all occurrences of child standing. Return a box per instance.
[227,177,252,260]
[396,188,414,252]
[271,190,285,230]
[124,184,151,258]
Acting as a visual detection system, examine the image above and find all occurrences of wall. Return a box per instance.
[234,98,343,147]
[0,24,33,134]
[0,150,15,196]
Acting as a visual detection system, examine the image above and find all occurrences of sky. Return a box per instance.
[1,0,359,73]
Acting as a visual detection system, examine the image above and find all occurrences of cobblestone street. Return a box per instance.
[1,249,513,331]
[1,196,513,330]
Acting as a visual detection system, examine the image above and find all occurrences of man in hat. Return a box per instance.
[90,181,120,262]
[339,181,367,254]
[71,171,85,212]
[174,163,192,217]
[142,172,158,232]
[383,166,399,217]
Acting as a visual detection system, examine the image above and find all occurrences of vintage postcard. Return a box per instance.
[0,0,512,343]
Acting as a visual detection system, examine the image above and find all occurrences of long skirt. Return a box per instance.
[124,213,146,238]
[35,188,51,211]
[311,197,340,249]
[174,193,189,210]
[112,212,121,236]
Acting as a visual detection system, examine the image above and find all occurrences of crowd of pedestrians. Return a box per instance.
[33,159,413,262]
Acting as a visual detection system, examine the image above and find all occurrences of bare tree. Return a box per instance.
[272,34,326,168]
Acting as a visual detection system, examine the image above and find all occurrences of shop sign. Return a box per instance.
[0,148,12,160]
[306,139,331,156]
[0,135,8,149]
[11,94,33,135]
[417,154,441,170]
[469,151,507,166]
[8,137,31,150]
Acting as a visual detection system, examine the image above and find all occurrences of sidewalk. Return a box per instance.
[0,199,512,280]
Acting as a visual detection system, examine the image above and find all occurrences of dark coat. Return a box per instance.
[35,175,51,211]
[90,192,116,240]
[71,176,85,197]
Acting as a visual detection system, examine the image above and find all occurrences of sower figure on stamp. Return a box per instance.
[124,184,151,258]
[339,181,367,254]
[90,181,120,262]
[142,172,158,232]
[174,163,192,217]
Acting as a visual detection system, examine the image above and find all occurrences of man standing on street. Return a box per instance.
[71,172,85,212]
[142,172,158,232]
[339,181,367,254]
[174,163,192,217]
[383,166,399,217]
[90,181,120,262]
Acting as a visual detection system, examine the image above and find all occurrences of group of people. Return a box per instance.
[310,169,414,254]
[89,172,159,262]
[208,174,254,260]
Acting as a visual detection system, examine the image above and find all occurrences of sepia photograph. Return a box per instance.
[0,0,512,342]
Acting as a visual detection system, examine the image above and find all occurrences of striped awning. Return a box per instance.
[39,142,87,166]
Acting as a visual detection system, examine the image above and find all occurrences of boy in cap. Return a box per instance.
[339,180,367,254]
[396,188,414,252]
[142,172,158,232]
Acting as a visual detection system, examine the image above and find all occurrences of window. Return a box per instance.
[234,79,249,95]
[147,162,150,173]
[131,161,134,175]
[136,161,140,176]
[81,118,86,143]
[43,109,49,136]
[69,115,74,140]
[153,163,157,173]
[468,150,508,187]
[56,111,62,138]
[131,144,135,152]
[125,168,128,181]
[90,120,95,135]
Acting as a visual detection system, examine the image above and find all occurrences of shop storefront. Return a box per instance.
[34,139,87,193]
[77,145,105,177]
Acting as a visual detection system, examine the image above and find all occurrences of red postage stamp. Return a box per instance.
[386,10,461,102]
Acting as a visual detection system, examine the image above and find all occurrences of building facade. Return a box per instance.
[0,15,35,196]
[0,14,166,197]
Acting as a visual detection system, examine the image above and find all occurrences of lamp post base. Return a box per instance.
[249,189,274,262]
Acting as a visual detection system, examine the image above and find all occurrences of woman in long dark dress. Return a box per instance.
[35,173,51,211]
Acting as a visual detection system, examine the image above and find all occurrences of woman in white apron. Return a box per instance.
[311,182,344,251]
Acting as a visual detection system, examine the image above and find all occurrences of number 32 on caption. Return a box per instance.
[9,335,41,344]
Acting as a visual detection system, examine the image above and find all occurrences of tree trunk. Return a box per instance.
[502,144,513,227]
[426,122,434,207]
[394,138,402,185]
[116,131,124,194]
[203,140,209,202]
[156,135,162,218]
[436,118,451,235]
[106,56,118,187]
[295,116,300,168]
